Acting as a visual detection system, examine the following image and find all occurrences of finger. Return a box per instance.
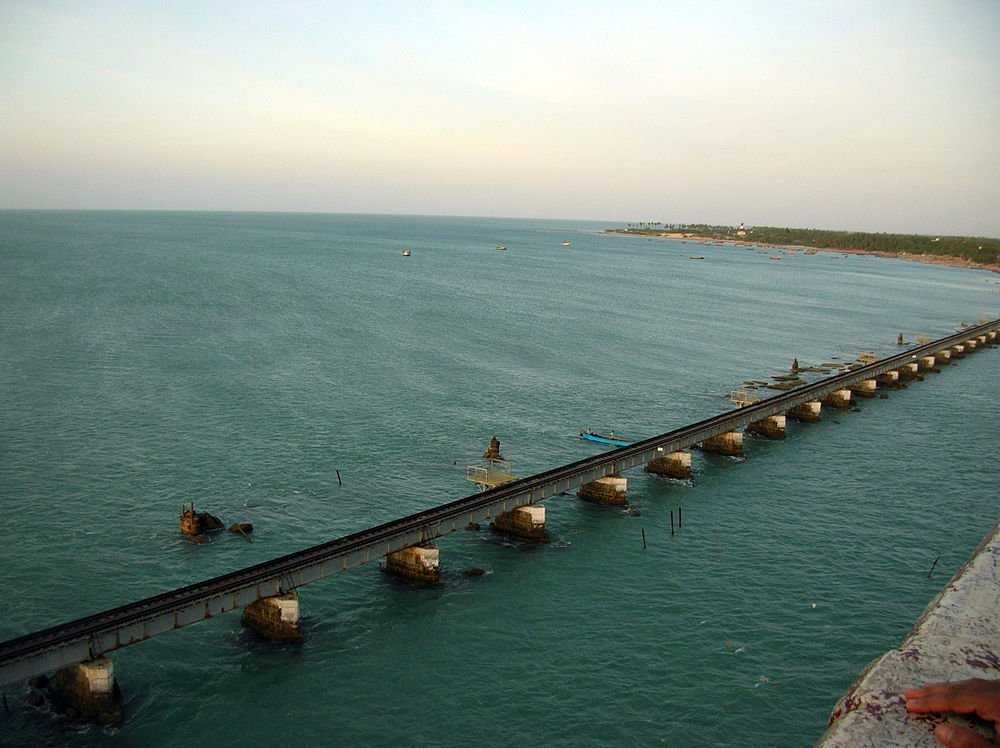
[907,680,981,700]
[933,722,993,748]
[907,686,986,715]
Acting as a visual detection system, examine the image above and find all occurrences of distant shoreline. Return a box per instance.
[604,228,1000,275]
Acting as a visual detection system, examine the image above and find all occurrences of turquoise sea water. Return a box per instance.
[0,211,997,747]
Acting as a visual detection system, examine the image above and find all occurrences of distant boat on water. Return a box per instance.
[496,244,507,251]
[561,240,572,247]
[402,248,411,257]
[689,255,705,260]
[580,430,631,448]
[769,255,782,260]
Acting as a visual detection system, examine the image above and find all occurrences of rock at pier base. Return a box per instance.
[578,475,628,505]
[385,545,440,583]
[645,450,692,479]
[242,592,302,641]
[699,431,743,456]
[747,414,786,439]
[491,505,547,541]
[51,657,123,725]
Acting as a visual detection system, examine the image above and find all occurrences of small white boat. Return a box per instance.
[496,244,507,251]
[402,248,411,257]
[561,240,572,247]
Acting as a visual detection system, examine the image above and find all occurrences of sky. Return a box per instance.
[2,0,999,235]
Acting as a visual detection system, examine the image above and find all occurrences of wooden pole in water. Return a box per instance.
[641,528,647,549]
[670,510,675,536]
[679,506,682,528]
[927,556,940,579]
[336,470,342,487]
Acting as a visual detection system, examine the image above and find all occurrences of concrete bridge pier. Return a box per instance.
[645,449,692,479]
[788,400,822,423]
[578,475,628,505]
[491,505,547,541]
[242,591,302,641]
[976,334,987,347]
[951,344,966,358]
[823,389,853,409]
[51,656,122,725]
[935,349,951,365]
[918,355,937,371]
[747,414,786,439]
[899,362,919,380]
[965,339,978,352]
[385,545,441,583]
[877,370,901,388]
[851,379,878,398]
[988,331,997,343]
[699,431,743,456]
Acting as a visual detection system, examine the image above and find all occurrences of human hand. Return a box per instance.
[906,679,1000,747]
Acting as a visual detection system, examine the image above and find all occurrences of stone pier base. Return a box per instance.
[951,344,966,358]
[918,355,936,371]
[385,545,441,583]
[976,334,987,346]
[965,339,978,352]
[823,389,853,409]
[578,475,628,505]
[788,400,822,423]
[491,505,548,541]
[877,370,901,388]
[52,657,123,725]
[699,431,743,456]
[747,414,786,439]
[645,450,692,479]
[935,350,951,365]
[851,379,878,398]
[988,331,997,343]
[242,592,302,641]
[898,362,919,380]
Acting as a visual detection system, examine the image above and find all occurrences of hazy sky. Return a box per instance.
[2,1,999,235]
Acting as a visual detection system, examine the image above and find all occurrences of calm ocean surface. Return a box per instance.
[0,211,997,747]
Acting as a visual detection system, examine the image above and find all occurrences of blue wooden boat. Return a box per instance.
[579,430,631,448]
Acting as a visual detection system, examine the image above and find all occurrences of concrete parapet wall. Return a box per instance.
[242,592,302,641]
[788,400,822,423]
[646,450,692,479]
[748,414,786,439]
[823,389,853,409]
[578,475,628,505]
[699,431,743,456]
[816,521,1000,747]
[385,545,441,583]
[491,505,547,541]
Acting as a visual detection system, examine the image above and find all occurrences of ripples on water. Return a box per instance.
[0,211,997,747]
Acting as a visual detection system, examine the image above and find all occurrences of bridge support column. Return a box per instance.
[823,389,853,409]
[699,431,743,456]
[919,356,937,371]
[965,339,978,352]
[988,331,997,343]
[899,362,919,380]
[788,401,822,423]
[877,370,901,388]
[645,449,692,479]
[578,475,628,505]
[385,545,440,583]
[491,505,547,541]
[52,657,122,725]
[242,592,302,641]
[747,414,786,439]
[851,379,877,398]
[951,344,965,358]
[976,334,987,346]
[935,350,951,365]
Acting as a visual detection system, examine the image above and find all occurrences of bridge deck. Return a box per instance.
[1,320,996,685]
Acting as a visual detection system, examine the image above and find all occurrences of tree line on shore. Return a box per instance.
[621,224,1000,265]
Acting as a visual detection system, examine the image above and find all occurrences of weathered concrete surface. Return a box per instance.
[823,389,853,409]
[699,431,743,456]
[788,400,822,423]
[878,370,902,388]
[51,657,122,725]
[918,356,936,372]
[899,362,919,380]
[935,350,952,365]
[951,344,966,358]
[385,545,441,583]
[578,475,628,505]
[748,414,786,439]
[242,592,302,641]
[851,379,878,397]
[816,521,1000,747]
[491,505,547,541]
[645,450,692,479]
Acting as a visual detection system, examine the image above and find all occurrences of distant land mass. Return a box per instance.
[607,223,1000,273]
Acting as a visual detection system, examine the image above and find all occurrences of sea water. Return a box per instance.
[0,211,997,747]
